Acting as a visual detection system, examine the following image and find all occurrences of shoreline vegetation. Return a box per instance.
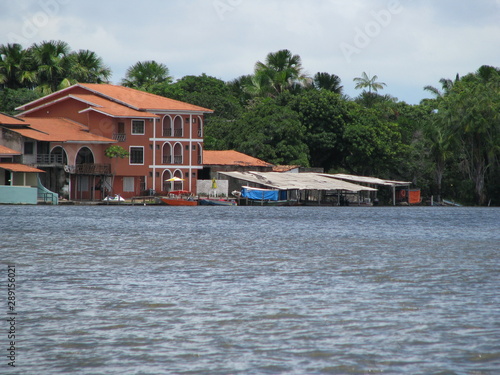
[1,41,499,206]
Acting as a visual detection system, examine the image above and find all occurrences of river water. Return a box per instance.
[2,206,500,374]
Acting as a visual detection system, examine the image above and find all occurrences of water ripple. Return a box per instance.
[3,206,500,374]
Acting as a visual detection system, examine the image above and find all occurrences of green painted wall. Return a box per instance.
[0,186,38,204]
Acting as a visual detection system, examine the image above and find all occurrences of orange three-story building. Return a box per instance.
[15,83,213,200]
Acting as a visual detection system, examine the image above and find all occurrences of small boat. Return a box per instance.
[161,190,198,206]
[198,198,237,206]
[160,197,198,206]
[103,194,125,202]
[237,186,299,206]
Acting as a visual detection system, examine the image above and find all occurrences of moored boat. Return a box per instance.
[198,198,237,206]
[160,197,198,206]
[161,190,198,206]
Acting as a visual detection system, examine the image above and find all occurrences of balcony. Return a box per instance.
[113,133,126,142]
[36,154,64,166]
[162,127,172,137]
[66,164,112,175]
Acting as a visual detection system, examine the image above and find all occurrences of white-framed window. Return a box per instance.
[132,119,145,135]
[129,146,144,165]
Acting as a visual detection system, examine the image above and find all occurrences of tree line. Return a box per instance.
[1,41,499,205]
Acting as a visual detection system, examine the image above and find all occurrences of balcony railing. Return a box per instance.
[173,156,183,164]
[163,155,172,164]
[66,164,112,175]
[173,128,183,137]
[113,133,126,142]
[36,154,64,165]
[162,127,172,137]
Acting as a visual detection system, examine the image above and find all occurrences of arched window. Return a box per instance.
[197,116,203,137]
[173,169,183,191]
[162,116,172,137]
[50,146,68,165]
[173,143,183,164]
[173,116,183,137]
[76,147,94,165]
[162,143,172,164]
[162,170,172,192]
[197,143,203,165]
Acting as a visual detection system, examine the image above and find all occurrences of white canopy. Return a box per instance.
[327,173,410,187]
[219,171,377,192]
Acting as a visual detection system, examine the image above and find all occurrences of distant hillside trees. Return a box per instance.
[2,41,499,205]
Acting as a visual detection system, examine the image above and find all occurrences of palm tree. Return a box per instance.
[425,122,453,203]
[313,72,343,94]
[121,60,172,91]
[424,75,459,98]
[248,49,309,97]
[70,49,111,83]
[353,72,386,93]
[227,74,254,105]
[0,43,33,89]
[244,73,272,97]
[28,40,73,94]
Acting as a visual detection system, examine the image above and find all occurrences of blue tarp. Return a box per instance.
[241,187,279,201]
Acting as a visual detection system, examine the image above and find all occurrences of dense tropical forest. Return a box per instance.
[1,40,499,205]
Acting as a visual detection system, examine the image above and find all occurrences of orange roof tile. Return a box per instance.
[73,94,159,119]
[10,118,115,143]
[79,84,213,113]
[0,113,26,126]
[0,163,45,173]
[203,150,273,167]
[272,165,300,172]
[0,145,21,155]
[17,84,213,116]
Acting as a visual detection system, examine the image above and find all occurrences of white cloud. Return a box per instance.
[1,0,498,104]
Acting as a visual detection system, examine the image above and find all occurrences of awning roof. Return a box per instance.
[0,163,45,173]
[0,145,21,156]
[203,150,273,167]
[0,113,26,126]
[219,171,377,192]
[7,117,116,143]
[327,173,411,187]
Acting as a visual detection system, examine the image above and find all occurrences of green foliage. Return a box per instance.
[429,65,500,204]
[121,60,172,91]
[0,41,111,94]
[154,74,241,120]
[343,103,402,176]
[353,72,387,93]
[3,40,498,205]
[105,145,129,159]
[313,72,343,94]
[244,49,310,98]
[208,97,309,166]
[0,88,41,114]
[289,90,349,171]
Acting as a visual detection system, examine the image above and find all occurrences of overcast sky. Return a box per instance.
[1,0,499,104]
